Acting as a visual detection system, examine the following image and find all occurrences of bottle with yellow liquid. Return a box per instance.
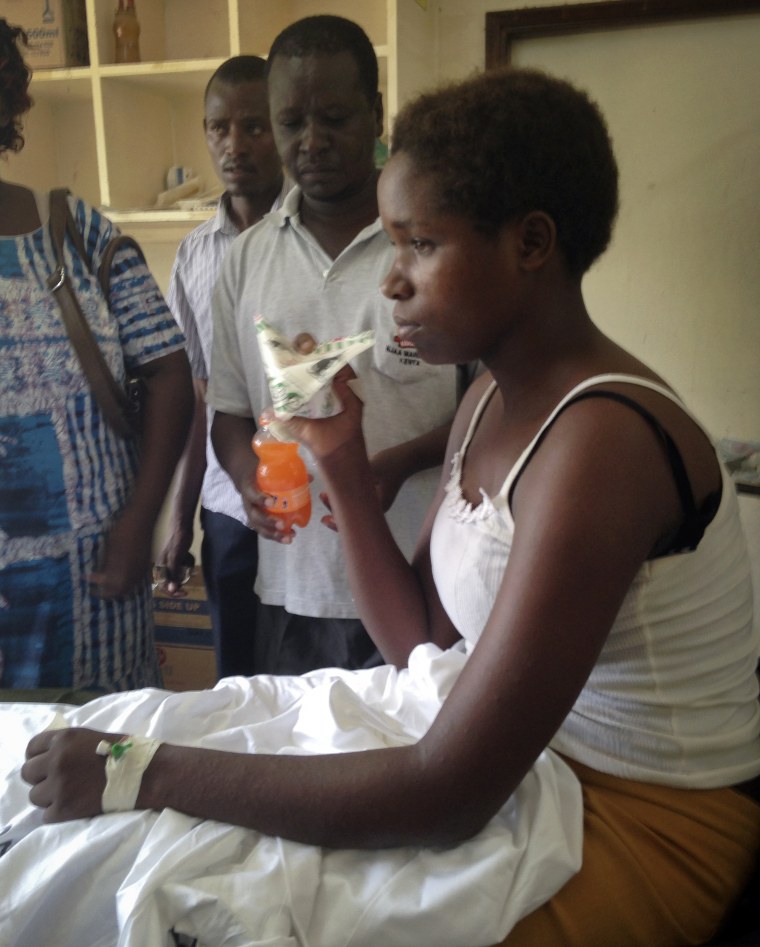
[252,417,311,530]
[113,0,141,64]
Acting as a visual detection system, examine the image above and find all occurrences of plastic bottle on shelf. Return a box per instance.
[252,416,312,530]
[113,0,141,64]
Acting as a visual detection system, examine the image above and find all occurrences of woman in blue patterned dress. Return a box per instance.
[0,19,194,691]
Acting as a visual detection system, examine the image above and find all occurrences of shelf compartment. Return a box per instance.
[11,0,408,226]
[237,1,388,58]
[93,0,231,66]
[99,69,217,212]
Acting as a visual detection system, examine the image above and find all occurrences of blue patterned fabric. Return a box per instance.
[0,194,185,690]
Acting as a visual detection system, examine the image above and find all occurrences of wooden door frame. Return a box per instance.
[486,0,760,68]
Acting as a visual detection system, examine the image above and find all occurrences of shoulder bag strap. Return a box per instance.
[47,188,137,438]
[96,232,146,297]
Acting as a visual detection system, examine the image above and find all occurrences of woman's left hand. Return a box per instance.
[89,508,152,598]
[21,727,123,822]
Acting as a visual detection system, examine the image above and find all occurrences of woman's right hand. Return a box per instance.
[280,366,366,466]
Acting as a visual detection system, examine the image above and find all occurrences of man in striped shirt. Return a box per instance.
[157,56,288,678]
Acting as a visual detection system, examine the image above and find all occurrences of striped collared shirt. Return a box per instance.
[167,185,288,523]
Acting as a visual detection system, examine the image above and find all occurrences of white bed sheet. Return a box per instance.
[0,643,582,947]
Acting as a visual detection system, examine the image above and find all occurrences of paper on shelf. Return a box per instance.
[155,177,203,208]
[176,185,225,210]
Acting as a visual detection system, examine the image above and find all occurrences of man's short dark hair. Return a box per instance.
[265,15,378,104]
[204,55,267,102]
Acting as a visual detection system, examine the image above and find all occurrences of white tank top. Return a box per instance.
[430,375,760,787]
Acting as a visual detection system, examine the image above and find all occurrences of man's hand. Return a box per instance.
[155,533,195,597]
[211,411,299,543]
[238,477,299,544]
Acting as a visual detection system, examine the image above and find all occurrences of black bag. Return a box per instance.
[47,187,145,438]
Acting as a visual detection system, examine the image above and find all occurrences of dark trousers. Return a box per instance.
[253,602,384,676]
[200,508,259,679]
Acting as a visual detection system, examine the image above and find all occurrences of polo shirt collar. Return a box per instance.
[274,184,383,241]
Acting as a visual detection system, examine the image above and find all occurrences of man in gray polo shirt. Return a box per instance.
[208,16,465,673]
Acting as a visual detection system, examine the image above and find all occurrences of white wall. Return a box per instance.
[435,0,760,443]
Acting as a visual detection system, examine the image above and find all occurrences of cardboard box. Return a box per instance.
[153,570,216,691]
[156,643,217,693]
[7,0,89,69]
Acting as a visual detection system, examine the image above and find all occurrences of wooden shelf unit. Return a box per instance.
[6,0,437,229]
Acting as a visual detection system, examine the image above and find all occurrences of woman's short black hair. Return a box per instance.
[390,67,619,277]
[265,15,378,105]
[0,18,33,156]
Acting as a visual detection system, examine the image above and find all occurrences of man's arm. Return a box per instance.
[211,410,257,494]
[155,244,209,591]
[359,362,482,511]
[368,422,451,511]
[157,377,208,593]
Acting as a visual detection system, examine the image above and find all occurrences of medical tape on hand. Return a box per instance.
[95,736,161,812]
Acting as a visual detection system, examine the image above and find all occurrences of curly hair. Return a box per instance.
[390,68,619,278]
[265,15,378,105]
[0,18,33,156]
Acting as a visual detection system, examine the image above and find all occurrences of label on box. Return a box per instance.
[7,0,89,69]
[153,572,213,648]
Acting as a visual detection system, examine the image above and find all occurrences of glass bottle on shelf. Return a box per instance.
[113,0,141,64]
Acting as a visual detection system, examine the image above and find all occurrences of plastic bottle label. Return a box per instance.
[266,483,310,513]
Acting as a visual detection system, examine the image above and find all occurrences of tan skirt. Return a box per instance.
[498,757,760,947]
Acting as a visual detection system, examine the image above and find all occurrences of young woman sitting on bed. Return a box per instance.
[22,67,760,946]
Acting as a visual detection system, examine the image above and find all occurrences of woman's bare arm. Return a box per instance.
[24,392,684,849]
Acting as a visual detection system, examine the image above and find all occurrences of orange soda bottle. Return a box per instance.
[252,416,311,529]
